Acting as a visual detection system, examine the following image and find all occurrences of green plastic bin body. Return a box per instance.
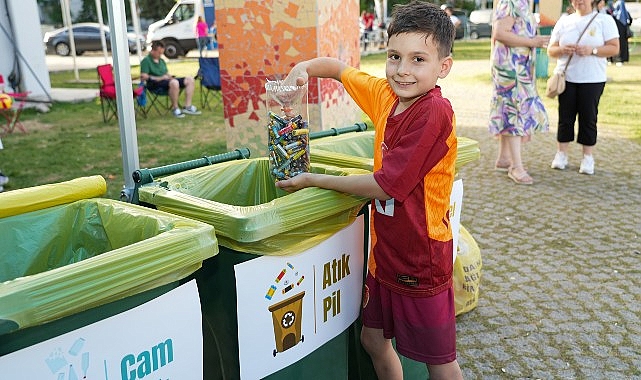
[138,158,370,379]
[190,246,357,379]
[536,47,550,78]
[0,197,218,357]
[0,283,175,356]
[536,26,554,78]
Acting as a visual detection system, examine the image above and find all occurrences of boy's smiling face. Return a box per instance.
[385,32,453,112]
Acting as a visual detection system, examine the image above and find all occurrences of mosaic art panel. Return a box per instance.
[216,0,360,155]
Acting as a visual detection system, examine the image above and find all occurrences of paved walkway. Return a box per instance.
[442,60,641,379]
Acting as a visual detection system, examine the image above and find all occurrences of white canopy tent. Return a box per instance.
[105,0,140,201]
[0,1,51,103]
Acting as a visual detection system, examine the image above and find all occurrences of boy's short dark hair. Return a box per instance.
[151,40,165,50]
[387,0,455,58]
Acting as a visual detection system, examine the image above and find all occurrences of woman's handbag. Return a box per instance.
[545,71,566,98]
[545,12,599,99]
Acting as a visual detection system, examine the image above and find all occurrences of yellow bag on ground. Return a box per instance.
[454,225,482,316]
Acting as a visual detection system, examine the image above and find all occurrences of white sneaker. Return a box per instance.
[579,155,594,175]
[551,151,568,170]
[182,105,202,115]
[172,108,185,118]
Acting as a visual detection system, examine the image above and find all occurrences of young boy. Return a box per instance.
[276,1,462,379]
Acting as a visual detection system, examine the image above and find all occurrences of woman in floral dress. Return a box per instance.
[489,0,550,184]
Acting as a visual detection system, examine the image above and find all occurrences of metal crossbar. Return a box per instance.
[309,122,368,140]
[130,148,251,204]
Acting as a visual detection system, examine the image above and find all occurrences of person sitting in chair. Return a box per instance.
[141,41,201,118]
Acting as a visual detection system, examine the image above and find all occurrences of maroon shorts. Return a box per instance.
[361,273,457,365]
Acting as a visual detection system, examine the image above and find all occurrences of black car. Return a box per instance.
[43,23,145,56]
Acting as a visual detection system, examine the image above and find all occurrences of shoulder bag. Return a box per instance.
[546,12,599,98]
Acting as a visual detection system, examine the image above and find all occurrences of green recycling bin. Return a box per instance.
[0,177,218,366]
[310,130,480,171]
[137,158,370,379]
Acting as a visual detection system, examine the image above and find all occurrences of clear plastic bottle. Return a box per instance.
[265,80,310,180]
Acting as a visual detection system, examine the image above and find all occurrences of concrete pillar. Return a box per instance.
[215,0,361,156]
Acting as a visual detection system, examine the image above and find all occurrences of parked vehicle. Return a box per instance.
[146,0,202,59]
[43,23,145,56]
[468,9,493,39]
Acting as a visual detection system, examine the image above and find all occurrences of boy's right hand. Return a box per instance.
[275,173,312,192]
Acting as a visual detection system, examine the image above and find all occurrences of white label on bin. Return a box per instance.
[234,215,365,380]
[0,280,203,380]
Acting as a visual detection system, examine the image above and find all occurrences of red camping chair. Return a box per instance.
[97,64,146,123]
[0,74,29,135]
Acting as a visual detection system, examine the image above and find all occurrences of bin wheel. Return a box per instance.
[273,349,277,357]
[301,335,304,342]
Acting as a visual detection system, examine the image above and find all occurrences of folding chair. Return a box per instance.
[0,74,29,135]
[143,81,171,116]
[196,57,222,110]
[97,64,146,123]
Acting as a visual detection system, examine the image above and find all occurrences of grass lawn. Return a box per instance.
[2,39,640,199]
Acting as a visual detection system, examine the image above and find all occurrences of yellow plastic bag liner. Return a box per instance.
[0,175,106,218]
[453,225,482,316]
[0,198,218,335]
[310,131,480,171]
[310,131,375,171]
[138,158,370,256]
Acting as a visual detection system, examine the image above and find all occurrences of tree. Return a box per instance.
[76,0,98,22]
[37,0,174,27]
[137,0,176,21]
[37,0,63,25]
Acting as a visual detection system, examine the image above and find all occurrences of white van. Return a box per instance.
[146,0,202,59]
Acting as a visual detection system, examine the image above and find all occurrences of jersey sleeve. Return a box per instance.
[340,67,396,128]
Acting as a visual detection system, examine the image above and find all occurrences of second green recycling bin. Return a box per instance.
[137,158,370,379]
